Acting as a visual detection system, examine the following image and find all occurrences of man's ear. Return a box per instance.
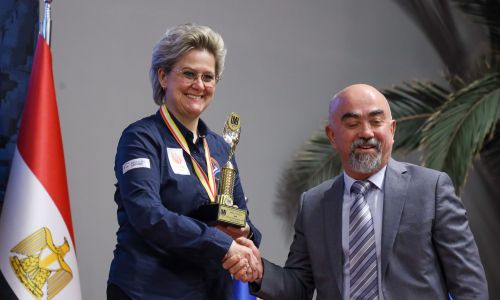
[390,119,396,142]
[158,68,168,89]
[325,125,337,149]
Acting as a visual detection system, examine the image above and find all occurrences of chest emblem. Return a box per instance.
[167,147,190,175]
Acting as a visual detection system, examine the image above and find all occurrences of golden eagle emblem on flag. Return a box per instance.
[9,227,73,300]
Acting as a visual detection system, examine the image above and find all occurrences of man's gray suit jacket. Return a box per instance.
[254,159,487,300]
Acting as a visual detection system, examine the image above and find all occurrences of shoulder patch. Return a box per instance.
[123,158,150,174]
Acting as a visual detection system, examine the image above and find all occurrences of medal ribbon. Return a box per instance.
[160,104,217,203]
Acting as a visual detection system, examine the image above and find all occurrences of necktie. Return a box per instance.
[349,180,378,300]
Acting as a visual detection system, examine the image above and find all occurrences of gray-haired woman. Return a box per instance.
[107,24,261,300]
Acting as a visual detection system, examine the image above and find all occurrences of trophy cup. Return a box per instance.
[189,112,247,227]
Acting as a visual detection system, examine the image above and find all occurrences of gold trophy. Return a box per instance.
[190,112,247,227]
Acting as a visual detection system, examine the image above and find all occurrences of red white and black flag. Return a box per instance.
[0,34,82,300]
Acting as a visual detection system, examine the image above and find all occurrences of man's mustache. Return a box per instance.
[350,138,381,152]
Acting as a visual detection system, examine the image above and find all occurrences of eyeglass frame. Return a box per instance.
[170,67,220,88]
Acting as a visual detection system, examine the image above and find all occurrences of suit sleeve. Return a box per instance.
[251,194,314,300]
[115,126,233,262]
[433,172,488,299]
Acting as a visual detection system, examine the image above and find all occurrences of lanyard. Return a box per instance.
[159,105,217,203]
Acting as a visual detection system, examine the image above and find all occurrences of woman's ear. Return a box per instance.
[158,68,168,89]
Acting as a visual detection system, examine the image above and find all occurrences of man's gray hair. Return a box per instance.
[149,23,227,105]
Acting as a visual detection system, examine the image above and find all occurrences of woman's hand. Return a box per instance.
[215,223,251,240]
[223,239,262,282]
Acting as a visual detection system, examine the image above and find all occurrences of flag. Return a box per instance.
[233,280,256,300]
[0,34,82,300]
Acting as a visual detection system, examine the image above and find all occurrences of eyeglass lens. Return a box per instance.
[179,69,216,85]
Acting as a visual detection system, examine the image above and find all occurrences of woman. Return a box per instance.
[107,24,261,300]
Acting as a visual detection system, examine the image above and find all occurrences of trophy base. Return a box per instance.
[189,203,247,228]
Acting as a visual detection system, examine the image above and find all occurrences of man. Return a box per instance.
[224,84,488,299]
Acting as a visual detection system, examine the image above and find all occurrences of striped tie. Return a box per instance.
[349,180,378,300]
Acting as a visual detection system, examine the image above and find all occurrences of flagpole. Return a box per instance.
[42,0,53,46]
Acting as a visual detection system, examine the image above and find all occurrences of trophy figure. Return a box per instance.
[189,112,247,227]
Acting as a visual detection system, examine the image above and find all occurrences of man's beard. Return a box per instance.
[348,138,382,174]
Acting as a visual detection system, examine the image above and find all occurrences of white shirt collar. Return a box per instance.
[343,165,387,193]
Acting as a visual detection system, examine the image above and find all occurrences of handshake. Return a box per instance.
[217,225,262,283]
[223,237,263,282]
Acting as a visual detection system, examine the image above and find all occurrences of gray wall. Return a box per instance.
[49,0,447,299]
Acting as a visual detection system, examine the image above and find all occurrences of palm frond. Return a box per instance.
[480,122,500,180]
[393,0,471,83]
[276,0,500,228]
[454,0,500,68]
[422,73,500,192]
[275,130,341,229]
[382,81,450,152]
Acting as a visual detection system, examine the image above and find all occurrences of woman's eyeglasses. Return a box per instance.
[173,68,219,88]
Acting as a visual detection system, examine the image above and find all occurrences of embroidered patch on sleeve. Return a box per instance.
[122,158,151,174]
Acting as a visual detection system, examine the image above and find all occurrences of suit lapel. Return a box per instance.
[381,159,410,276]
[323,176,344,293]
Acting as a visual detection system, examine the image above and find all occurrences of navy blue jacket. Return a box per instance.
[108,111,261,299]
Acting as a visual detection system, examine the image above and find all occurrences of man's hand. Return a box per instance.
[236,237,262,282]
[223,238,262,282]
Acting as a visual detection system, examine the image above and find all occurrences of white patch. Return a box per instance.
[122,158,151,174]
[167,148,190,175]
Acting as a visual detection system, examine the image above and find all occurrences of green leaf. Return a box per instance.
[382,81,450,152]
[422,73,500,192]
